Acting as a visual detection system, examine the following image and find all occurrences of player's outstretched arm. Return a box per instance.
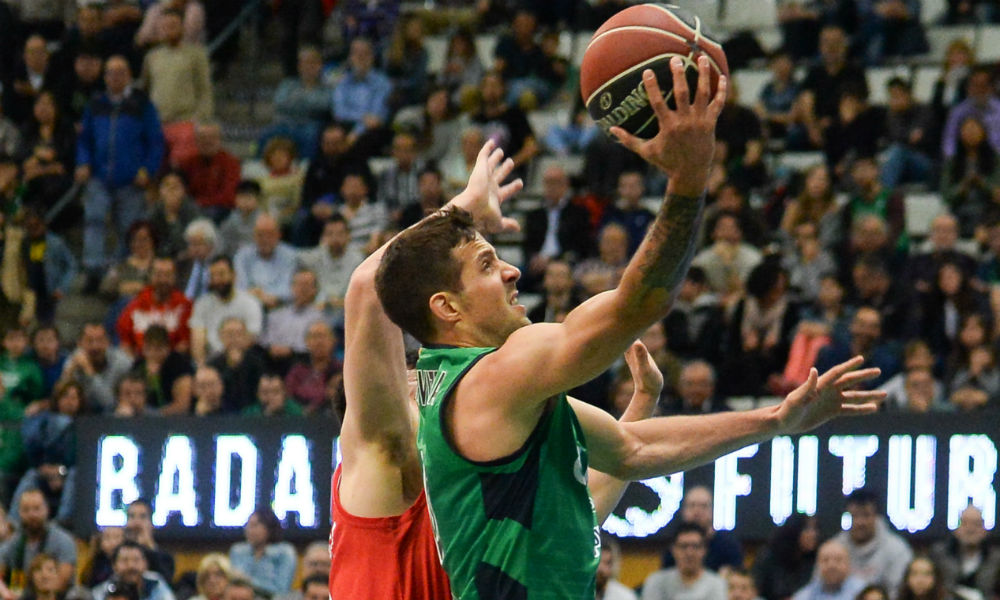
[476,56,727,405]
[573,356,885,480]
[588,342,661,523]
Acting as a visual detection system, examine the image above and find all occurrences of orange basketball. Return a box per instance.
[580,4,729,139]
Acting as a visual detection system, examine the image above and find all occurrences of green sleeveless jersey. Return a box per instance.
[415,345,600,599]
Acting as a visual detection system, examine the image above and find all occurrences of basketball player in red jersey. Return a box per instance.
[331,141,659,598]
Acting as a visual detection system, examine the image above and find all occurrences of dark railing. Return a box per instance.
[207,0,267,58]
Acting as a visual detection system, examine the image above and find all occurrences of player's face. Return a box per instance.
[454,236,529,346]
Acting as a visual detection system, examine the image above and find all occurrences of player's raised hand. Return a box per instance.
[609,55,726,195]
[451,140,523,234]
[776,356,886,435]
[620,341,662,423]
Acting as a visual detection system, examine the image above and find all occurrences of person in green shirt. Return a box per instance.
[0,326,43,411]
[0,375,23,499]
[376,59,887,599]
[242,373,303,417]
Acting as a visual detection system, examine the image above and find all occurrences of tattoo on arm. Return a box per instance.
[635,193,705,292]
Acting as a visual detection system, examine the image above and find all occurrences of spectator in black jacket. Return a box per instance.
[881,77,935,189]
[753,514,819,600]
[929,505,1000,599]
[294,123,371,247]
[521,164,592,292]
[527,259,585,324]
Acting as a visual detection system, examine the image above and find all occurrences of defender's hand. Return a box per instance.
[451,140,523,234]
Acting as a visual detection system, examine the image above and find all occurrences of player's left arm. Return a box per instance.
[572,357,885,481]
[587,342,661,523]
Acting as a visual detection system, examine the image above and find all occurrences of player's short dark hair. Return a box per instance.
[846,488,880,510]
[376,207,478,343]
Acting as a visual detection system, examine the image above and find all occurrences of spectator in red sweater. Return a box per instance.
[116,256,193,356]
[179,122,240,222]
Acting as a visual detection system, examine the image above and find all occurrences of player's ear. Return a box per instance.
[428,291,461,325]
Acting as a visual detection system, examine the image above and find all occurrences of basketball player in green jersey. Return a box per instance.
[335,139,661,598]
[375,56,887,599]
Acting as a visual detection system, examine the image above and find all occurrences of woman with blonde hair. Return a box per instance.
[933,39,975,120]
[191,554,233,600]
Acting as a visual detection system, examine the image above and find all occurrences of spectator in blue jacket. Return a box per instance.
[75,55,164,288]
[9,381,83,529]
[331,38,392,158]
[228,507,296,596]
[22,207,77,324]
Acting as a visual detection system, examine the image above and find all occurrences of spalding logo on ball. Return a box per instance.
[580,3,729,139]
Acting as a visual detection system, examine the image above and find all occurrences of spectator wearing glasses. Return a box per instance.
[643,522,727,600]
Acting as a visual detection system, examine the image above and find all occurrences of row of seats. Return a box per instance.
[422,19,1000,79]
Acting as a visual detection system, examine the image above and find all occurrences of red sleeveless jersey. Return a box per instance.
[329,465,452,599]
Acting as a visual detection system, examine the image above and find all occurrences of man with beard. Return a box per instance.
[124,500,174,583]
[298,216,364,319]
[92,541,175,600]
[0,489,76,590]
[116,257,193,356]
[815,307,900,390]
[188,256,263,366]
[57,323,132,413]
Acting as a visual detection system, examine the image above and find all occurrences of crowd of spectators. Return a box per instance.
[592,486,1000,600]
[0,0,1000,599]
